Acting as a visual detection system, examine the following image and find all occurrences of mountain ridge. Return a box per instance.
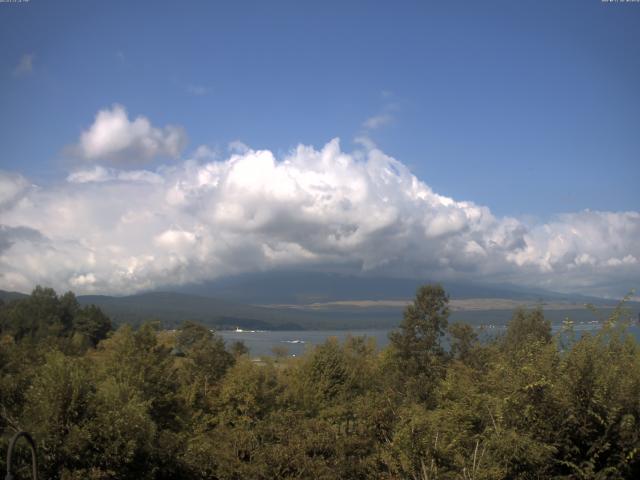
[2,273,636,331]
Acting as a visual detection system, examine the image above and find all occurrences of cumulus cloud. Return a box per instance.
[0,142,638,297]
[71,104,187,166]
[66,165,163,184]
[0,225,46,255]
[0,171,30,208]
[192,145,217,161]
[13,53,34,76]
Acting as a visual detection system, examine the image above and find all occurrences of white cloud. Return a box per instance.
[228,140,250,154]
[357,95,399,149]
[13,53,34,76]
[66,166,113,184]
[0,141,638,297]
[353,135,377,151]
[71,104,187,166]
[67,166,163,184]
[192,145,217,161]
[363,113,393,130]
[70,273,97,288]
[0,171,30,208]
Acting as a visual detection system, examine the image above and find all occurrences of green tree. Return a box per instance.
[0,287,112,352]
[502,307,551,352]
[229,340,249,358]
[95,323,181,431]
[175,321,234,409]
[22,352,95,478]
[73,305,112,347]
[388,283,450,403]
[448,322,479,365]
[551,322,640,478]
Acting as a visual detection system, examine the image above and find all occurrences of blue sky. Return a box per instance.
[2,0,638,216]
[0,1,639,296]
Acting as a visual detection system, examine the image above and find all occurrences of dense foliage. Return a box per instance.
[1,285,639,479]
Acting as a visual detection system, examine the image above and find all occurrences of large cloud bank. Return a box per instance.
[1,139,638,297]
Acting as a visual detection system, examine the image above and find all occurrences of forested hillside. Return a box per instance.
[1,285,639,479]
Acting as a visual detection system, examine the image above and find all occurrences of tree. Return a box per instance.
[174,321,234,411]
[0,287,112,350]
[0,286,68,341]
[448,322,479,365]
[73,305,112,347]
[177,321,234,385]
[388,283,450,403]
[95,323,181,431]
[229,340,249,358]
[503,307,551,352]
[22,352,95,478]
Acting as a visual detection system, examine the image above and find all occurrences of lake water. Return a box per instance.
[220,328,393,357]
[220,322,640,357]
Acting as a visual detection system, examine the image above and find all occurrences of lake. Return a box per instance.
[219,322,640,357]
[220,328,393,357]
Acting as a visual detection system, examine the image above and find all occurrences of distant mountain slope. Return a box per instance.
[74,291,405,330]
[3,274,635,331]
[173,270,620,306]
[75,290,636,331]
[76,292,307,330]
[0,290,28,302]
[2,288,405,330]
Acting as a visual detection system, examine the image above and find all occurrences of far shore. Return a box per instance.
[260,298,618,311]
